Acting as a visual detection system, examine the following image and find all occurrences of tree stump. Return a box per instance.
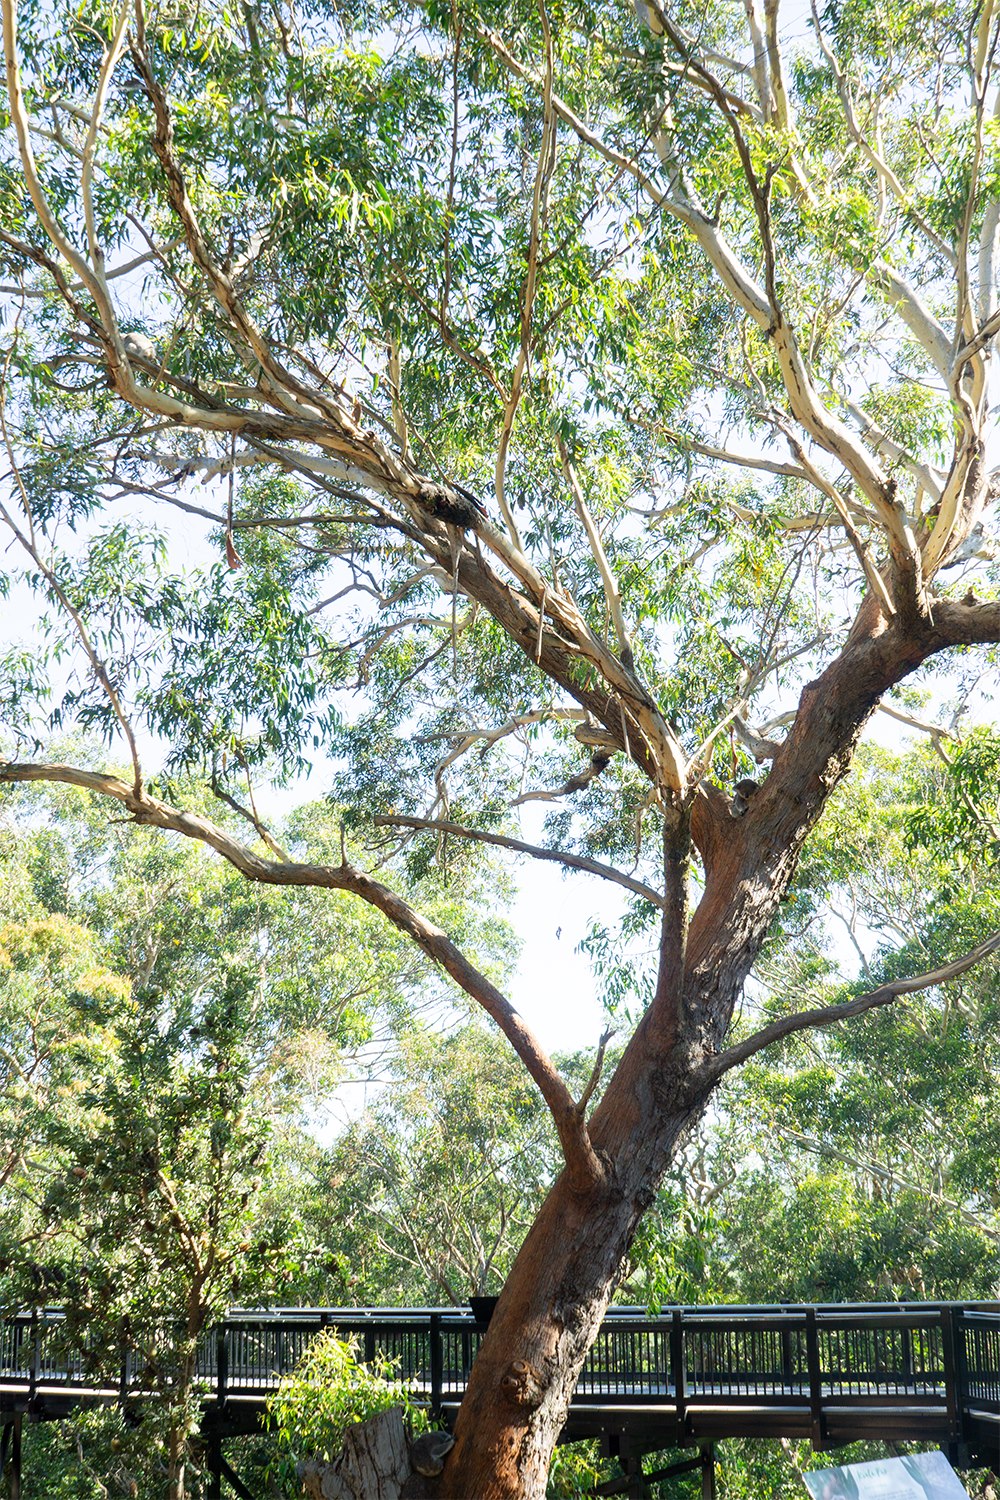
[298,1408,423,1500]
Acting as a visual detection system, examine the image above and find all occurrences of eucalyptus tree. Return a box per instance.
[2,0,1000,1494]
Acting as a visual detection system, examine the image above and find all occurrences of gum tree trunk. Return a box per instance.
[437,601,968,1499]
[436,1092,705,1500]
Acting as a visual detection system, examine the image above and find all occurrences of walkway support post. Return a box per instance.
[206,1432,221,1500]
[624,1454,646,1498]
[429,1312,443,1423]
[805,1307,824,1450]
[701,1443,716,1500]
[118,1319,129,1407]
[9,1415,21,1500]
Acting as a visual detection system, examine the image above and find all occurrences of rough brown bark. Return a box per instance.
[435,599,982,1500]
[437,1113,698,1498]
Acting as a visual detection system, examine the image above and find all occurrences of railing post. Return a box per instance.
[28,1311,39,1407]
[941,1305,962,1441]
[805,1308,823,1449]
[118,1318,129,1406]
[780,1325,793,1390]
[429,1313,443,1422]
[670,1310,686,1438]
[216,1325,229,1410]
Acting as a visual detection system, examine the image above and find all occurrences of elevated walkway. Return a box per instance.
[0,1303,996,1492]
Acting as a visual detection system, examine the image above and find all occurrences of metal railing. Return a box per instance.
[0,1302,997,1443]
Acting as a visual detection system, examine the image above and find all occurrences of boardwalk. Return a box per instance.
[1,1302,998,1491]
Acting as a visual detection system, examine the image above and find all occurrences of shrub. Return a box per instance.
[266,1328,424,1489]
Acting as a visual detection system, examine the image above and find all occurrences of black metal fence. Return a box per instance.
[0,1302,997,1435]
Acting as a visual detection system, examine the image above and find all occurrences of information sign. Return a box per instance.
[802,1451,971,1499]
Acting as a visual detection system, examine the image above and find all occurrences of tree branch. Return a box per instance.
[493,0,556,552]
[0,760,605,1190]
[558,437,634,670]
[705,928,1000,1080]
[577,1027,616,1115]
[373,814,665,908]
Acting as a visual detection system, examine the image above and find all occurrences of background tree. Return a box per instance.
[324,1026,586,1304]
[2,0,1000,1493]
[0,780,508,1498]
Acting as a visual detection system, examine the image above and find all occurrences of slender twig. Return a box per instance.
[0,359,143,791]
[577,1027,616,1115]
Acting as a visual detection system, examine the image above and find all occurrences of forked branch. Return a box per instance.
[373,814,666,908]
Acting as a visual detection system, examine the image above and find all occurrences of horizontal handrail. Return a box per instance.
[0,1303,996,1441]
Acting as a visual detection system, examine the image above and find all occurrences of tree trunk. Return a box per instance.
[438,605,937,1499]
[437,1083,706,1500]
[166,1425,187,1500]
[166,1342,199,1500]
[299,1408,415,1499]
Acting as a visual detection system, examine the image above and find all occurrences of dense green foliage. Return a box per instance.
[0,778,510,1495]
[267,1329,425,1481]
[0,741,998,1494]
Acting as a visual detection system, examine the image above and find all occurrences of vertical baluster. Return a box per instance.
[780,1324,792,1394]
[28,1311,38,1408]
[216,1325,229,1410]
[429,1313,442,1422]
